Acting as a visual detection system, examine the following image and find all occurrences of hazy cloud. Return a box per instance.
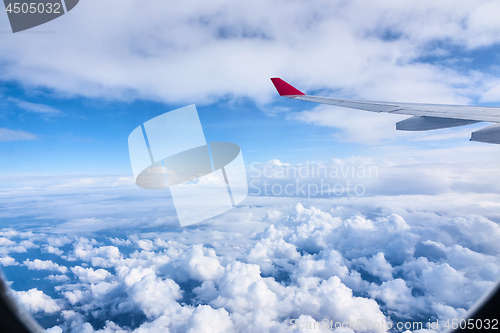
[9,98,62,115]
[0,128,37,142]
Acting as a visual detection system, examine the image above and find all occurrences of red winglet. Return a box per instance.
[270,78,305,96]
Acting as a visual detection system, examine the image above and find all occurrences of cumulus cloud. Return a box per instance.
[42,245,64,256]
[46,326,63,333]
[352,252,394,282]
[185,305,233,333]
[0,239,32,255]
[161,244,225,282]
[71,266,112,284]
[108,238,132,247]
[0,237,16,247]
[369,278,414,316]
[6,195,500,332]
[0,256,18,266]
[45,275,71,283]
[47,236,72,248]
[23,259,68,273]
[117,266,184,320]
[65,238,121,264]
[16,289,61,314]
[3,170,500,332]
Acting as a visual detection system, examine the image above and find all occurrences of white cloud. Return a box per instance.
[352,252,394,282]
[420,263,468,308]
[47,236,72,248]
[465,1,500,48]
[45,275,71,283]
[290,105,410,144]
[164,244,225,282]
[20,240,39,250]
[62,289,90,306]
[71,266,112,284]
[23,259,68,273]
[124,271,183,319]
[0,128,37,142]
[0,256,18,266]
[0,229,19,237]
[431,303,467,324]
[480,80,500,102]
[0,234,42,256]
[42,245,64,256]
[45,326,63,333]
[369,279,413,315]
[8,98,62,115]
[135,239,157,252]
[108,238,133,246]
[185,305,234,333]
[0,0,498,106]
[66,238,121,265]
[0,229,35,239]
[246,237,300,275]
[16,288,61,314]
[2,171,500,332]
[0,237,16,246]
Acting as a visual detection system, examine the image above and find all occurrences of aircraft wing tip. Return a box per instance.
[270,77,305,96]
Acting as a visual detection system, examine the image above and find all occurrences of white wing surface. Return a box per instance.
[271,78,500,144]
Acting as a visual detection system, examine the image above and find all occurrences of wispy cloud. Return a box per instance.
[9,98,62,116]
[0,128,37,141]
[289,105,410,144]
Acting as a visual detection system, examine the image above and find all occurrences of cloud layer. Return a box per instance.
[1,172,499,332]
[2,0,500,106]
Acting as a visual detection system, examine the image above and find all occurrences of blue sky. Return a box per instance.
[0,63,496,177]
[2,0,500,179]
[0,80,392,175]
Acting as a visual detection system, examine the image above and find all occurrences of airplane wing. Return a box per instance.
[270,77,500,144]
